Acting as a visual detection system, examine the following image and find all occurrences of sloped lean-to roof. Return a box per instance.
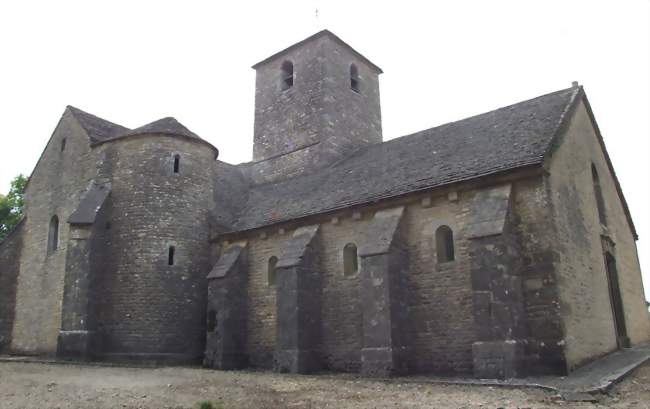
[228,85,633,239]
[67,105,130,143]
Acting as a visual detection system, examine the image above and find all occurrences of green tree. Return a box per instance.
[0,174,27,241]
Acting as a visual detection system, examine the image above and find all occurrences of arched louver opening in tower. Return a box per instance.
[592,164,607,227]
[281,61,294,91]
[350,63,360,93]
[48,215,59,253]
[436,225,455,263]
[343,243,358,276]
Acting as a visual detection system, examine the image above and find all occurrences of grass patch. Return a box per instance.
[197,400,224,409]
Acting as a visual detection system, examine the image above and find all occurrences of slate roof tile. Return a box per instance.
[67,106,130,142]
[114,117,202,141]
[229,86,580,232]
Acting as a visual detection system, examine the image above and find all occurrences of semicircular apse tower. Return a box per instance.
[62,118,221,364]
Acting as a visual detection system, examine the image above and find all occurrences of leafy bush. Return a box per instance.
[0,174,27,241]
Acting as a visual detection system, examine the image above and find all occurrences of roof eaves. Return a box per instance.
[224,162,545,236]
[92,132,220,155]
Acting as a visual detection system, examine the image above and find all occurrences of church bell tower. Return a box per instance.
[250,30,383,183]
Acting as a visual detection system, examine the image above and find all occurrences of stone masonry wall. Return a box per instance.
[318,38,382,161]
[11,111,99,354]
[250,34,382,184]
[0,220,24,351]
[91,136,217,362]
[511,178,567,374]
[253,35,326,162]
[547,98,650,370]
[221,170,555,375]
[401,193,474,374]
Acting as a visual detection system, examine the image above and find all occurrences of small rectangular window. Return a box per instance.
[350,64,360,93]
[173,155,180,174]
[281,61,294,91]
[168,246,175,265]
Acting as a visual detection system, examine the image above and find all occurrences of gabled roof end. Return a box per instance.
[251,29,383,74]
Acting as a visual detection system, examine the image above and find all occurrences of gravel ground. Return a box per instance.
[0,361,648,409]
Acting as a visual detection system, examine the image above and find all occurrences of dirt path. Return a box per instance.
[0,361,648,409]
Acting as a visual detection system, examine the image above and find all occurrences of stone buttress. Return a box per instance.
[57,181,111,359]
[204,242,249,369]
[466,184,527,378]
[358,207,412,377]
[274,225,323,373]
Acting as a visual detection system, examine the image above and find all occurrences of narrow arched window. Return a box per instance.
[436,225,455,263]
[343,243,358,276]
[281,61,294,91]
[168,246,175,265]
[61,138,66,152]
[48,215,59,253]
[173,154,180,174]
[350,64,360,93]
[268,256,278,286]
[592,164,607,226]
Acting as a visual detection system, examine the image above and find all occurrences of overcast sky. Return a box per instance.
[1,0,648,298]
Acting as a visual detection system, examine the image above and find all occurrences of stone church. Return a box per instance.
[0,30,648,379]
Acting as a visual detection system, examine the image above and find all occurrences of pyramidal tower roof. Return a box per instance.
[251,29,383,73]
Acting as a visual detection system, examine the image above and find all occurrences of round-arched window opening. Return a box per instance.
[343,243,358,276]
[435,225,455,263]
[48,215,59,253]
[268,256,278,286]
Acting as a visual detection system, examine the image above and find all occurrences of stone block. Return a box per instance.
[472,340,525,379]
[57,330,96,360]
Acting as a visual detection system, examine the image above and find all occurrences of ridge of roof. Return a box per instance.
[67,105,129,142]
[359,86,580,157]
[251,29,383,74]
[228,86,579,232]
